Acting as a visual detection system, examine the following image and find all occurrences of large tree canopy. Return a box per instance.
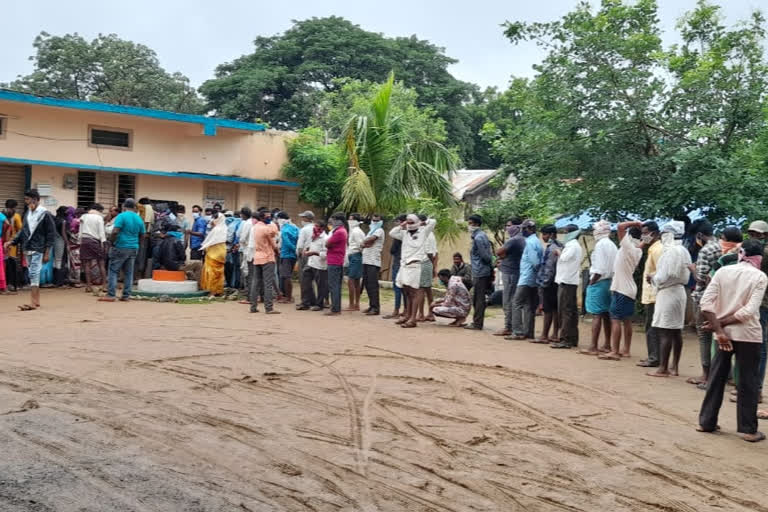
[4,32,205,114]
[199,17,478,163]
[496,0,768,223]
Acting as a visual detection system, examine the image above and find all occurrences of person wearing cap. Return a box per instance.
[745,220,768,404]
[100,198,145,302]
[638,221,663,368]
[295,211,315,308]
[580,220,618,355]
[508,220,542,340]
[647,221,692,377]
[698,238,767,443]
[551,225,583,349]
[534,224,562,343]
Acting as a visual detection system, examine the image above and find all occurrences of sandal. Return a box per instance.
[598,353,621,361]
[696,425,721,433]
[758,410,768,420]
[17,304,38,311]
[743,432,766,443]
[529,338,550,344]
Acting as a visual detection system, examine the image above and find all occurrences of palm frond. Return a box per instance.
[340,168,377,214]
[387,139,460,207]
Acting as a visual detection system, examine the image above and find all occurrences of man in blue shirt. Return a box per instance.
[100,198,146,302]
[509,220,543,340]
[189,205,209,261]
[464,214,493,330]
[277,211,299,303]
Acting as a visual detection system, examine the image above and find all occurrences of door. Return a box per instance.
[0,165,26,214]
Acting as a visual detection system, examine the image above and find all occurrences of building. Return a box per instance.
[0,89,301,214]
[451,168,515,208]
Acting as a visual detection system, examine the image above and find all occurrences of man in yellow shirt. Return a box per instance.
[2,199,24,291]
[638,221,663,368]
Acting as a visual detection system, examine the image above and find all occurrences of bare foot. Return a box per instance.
[598,352,621,361]
[578,349,599,356]
[670,368,679,377]
[647,370,670,377]
[620,351,631,358]
[598,345,611,353]
[401,322,417,328]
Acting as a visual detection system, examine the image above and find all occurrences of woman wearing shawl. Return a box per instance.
[200,212,227,296]
[647,221,692,377]
[64,206,82,286]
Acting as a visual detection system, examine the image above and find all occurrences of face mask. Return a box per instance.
[332,219,343,227]
[204,215,212,222]
[407,223,419,232]
[641,234,652,244]
[277,218,287,227]
[193,212,200,219]
[349,220,360,229]
[468,225,479,233]
[632,238,644,248]
[302,221,312,227]
[370,220,383,232]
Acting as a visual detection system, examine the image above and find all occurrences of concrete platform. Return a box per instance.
[136,279,200,295]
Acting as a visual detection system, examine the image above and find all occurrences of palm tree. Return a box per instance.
[339,73,460,214]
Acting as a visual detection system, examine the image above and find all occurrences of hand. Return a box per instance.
[701,320,713,332]
[3,242,9,252]
[42,251,50,264]
[716,332,733,352]
[646,274,653,284]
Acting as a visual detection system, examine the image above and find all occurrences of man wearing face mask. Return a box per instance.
[295,211,315,308]
[638,221,663,368]
[464,215,493,330]
[390,214,437,328]
[494,217,524,337]
[346,213,366,311]
[361,214,385,315]
[698,238,767,443]
[552,225,583,349]
[431,269,471,326]
[647,221,692,378]
[598,222,643,361]
[276,211,299,303]
[325,212,349,315]
[745,220,768,406]
[509,220,543,340]
[189,207,209,261]
[580,220,618,355]
[687,220,720,388]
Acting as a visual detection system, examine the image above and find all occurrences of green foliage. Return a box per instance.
[281,128,346,216]
[496,0,768,224]
[340,73,460,215]
[474,194,556,246]
[404,197,465,242]
[199,17,477,161]
[4,32,204,113]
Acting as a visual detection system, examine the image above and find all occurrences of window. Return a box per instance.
[117,175,136,206]
[77,171,136,209]
[77,171,97,209]
[89,125,132,149]
[0,117,5,139]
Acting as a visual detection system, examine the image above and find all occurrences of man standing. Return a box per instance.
[599,222,643,360]
[361,213,385,316]
[295,211,315,308]
[276,211,299,303]
[390,214,437,328]
[464,215,493,330]
[687,220,721,387]
[175,205,192,250]
[744,221,768,405]
[551,225,583,349]
[698,239,767,443]
[638,221,663,368]
[79,203,107,292]
[418,213,439,322]
[383,214,407,319]
[581,220,618,355]
[300,217,329,311]
[225,210,243,289]
[4,189,55,310]
[431,269,471,327]
[235,208,253,296]
[99,198,145,302]
[535,225,562,343]
[249,210,280,314]
[494,218,524,336]
[189,205,208,261]
[325,212,348,316]
[346,213,365,311]
[2,199,24,292]
[509,220,542,340]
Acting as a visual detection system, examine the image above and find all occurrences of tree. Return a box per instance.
[281,128,346,217]
[497,0,768,223]
[5,32,205,114]
[339,73,460,215]
[199,17,478,161]
[474,195,556,246]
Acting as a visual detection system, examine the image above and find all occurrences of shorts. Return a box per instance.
[190,248,203,261]
[279,258,296,279]
[540,284,558,313]
[26,251,43,287]
[420,259,434,288]
[347,252,363,279]
[610,292,635,320]
[586,279,612,315]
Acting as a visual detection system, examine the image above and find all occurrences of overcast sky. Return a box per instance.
[1,0,764,91]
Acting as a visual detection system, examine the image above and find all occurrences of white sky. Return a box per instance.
[1,0,763,91]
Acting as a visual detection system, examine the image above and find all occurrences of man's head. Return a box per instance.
[277,211,290,225]
[722,226,743,243]
[123,198,137,211]
[395,214,407,224]
[192,205,202,214]
[177,205,186,215]
[5,199,18,214]
[541,224,557,242]
[138,197,150,205]
[405,214,420,231]
[507,216,523,228]
[521,219,536,236]
[628,227,642,240]
[315,218,327,229]
[331,212,346,227]
[299,210,315,224]
[240,207,252,220]
[453,252,464,266]
[437,269,452,287]
[692,219,714,244]
[348,213,362,222]
[371,213,382,223]
[417,213,428,225]
[467,215,482,231]
[563,224,581,242]
[211,209,220,220]
[91,203,104,213]
[747,220,768,240]
[641,221,660,244]
[213,203,222,212]
[743,238,764,257]
[109,206,119,217]
[24,189,41,209]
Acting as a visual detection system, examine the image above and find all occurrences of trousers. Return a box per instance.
[699,341,761,434]
[328,265,343,313]
[557,284,579,347]
[695,302,713,371]
[512,284,539,338]
[501,272,519,331]
[300,266,328,308]
[107,247,137,299]
[644,303,660,364]
[471,275,492,328]
[362,264,381,312]
[250,262,276,312]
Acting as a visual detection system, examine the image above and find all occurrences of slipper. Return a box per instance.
[238,300,251,305]
[265,310,281,315]
[743,432,766,443]
[17,304,38,311]
[401,322,417,328]
[578,349,599,356]
[529,338,550,344]
[758,410,768,420]
[696,425,720,433]
[598,353,621,361]
[424,317,436,322]
[646,371,670,378]
[697,382,708,390]
[686,377,704,385]
[98,297,116,303]
[509,335,527,341]
[450,322,467,328]
[598,347,611,353]
[493,330,512,337]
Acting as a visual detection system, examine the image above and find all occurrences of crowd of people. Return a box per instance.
[2,188,767,441]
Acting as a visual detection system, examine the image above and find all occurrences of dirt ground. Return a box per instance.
[1,289,767,512]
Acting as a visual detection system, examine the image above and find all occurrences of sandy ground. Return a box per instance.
[1,288,767,512]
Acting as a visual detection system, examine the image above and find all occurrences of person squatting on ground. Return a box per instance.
[389,214,436,328]
[431,269,471,326]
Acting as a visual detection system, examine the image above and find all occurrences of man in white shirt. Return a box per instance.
[418,213,439,322]
[552,224,583,349]
[295,211,315,307]
[361,214,385,315]
[235,208,253,300]
[581,220,618,355]
[389,215,437,328]
[79,203,107,292]
[599,222,643,361]
[299,217,329,311]
[346,213,366,311]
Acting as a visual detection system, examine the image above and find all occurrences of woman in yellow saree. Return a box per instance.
[200,213,227,296]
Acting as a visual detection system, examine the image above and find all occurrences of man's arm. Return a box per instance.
[617,221,642,241]
[478,234,493,264]
[389,225,404,240]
